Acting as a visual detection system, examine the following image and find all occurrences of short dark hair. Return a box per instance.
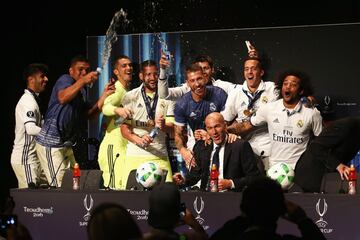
[70,55,89,67]
[276,70,314,98]
[243,56,263,70]
[148,183,181,229]
[241,177,286,225]
[193,54,214,69]
[23,63,49,82]
[140,60,157,72]
[112,55,131,69]
[185,63,203,75]
[87,203,142,240]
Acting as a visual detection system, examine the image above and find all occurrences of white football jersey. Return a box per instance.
[251,99,323,169]
[11,89,42,165]
[122,85,175,158]
[221,81,278,156]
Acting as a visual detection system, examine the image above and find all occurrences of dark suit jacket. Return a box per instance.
[185,138,261,191]
[295,117,360,192]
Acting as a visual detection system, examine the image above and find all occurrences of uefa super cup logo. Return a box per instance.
[315,198,334,234]
[193,196,205,224]
[315,198,328,228]
[83,194,94,222]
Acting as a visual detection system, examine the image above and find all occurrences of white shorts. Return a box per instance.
[11,161,45,188]
[36,143,75,187]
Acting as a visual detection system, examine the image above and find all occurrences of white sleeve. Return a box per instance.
[216,80,238,94]
[311,108,323,136]
[250,104,268,126]
[158,68,169,99]
[221,90,238,122]
[25,121,41,136]
[166,84,190,101]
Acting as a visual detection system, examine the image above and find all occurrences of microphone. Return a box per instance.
[105,153,120,190]
[49,156,68,188]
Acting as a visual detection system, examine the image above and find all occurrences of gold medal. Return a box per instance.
[243,109,252,117]
[147,119,155,127]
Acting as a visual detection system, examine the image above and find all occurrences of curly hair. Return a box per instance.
[275,70,314,98]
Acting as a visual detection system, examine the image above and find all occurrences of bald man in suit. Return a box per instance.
[173,112,261,191]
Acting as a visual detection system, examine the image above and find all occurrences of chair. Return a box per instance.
[61,169,103,190]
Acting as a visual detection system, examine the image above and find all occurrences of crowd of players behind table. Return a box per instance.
[10,41,360,194]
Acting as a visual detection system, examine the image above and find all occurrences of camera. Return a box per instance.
[0,215,17,238]
[0,215,17,229]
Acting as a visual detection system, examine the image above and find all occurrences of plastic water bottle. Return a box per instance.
[149,127,160,139]
[114,116,125,126]
[176,151,188,179]
[162,49,173,75]
[73,163,81,190]
[348,164,357,195]
[209,164,219,192]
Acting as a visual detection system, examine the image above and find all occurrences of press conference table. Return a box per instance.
[10,188,360,240]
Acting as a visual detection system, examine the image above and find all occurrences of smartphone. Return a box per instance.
[0,215,17,229]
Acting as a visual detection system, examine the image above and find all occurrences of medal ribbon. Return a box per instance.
[141,86,158,121]
[242,89,264,110]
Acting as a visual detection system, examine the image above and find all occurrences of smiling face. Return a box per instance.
[69,61,90,81]
[244,59,264,93]
[205,112,227,145]
[113,57,133,86]
[281,75,303,108]
[140,65,158,92]
[31,71,48,93]
[186,70,206,101]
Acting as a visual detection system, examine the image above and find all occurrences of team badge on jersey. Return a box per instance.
[261,96,268,104]
[297,120,304,128]
[209,102,216,112]
[26,111,35,118]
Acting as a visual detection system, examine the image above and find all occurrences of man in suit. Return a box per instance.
[295,117,360,192]
[173,112,261,191]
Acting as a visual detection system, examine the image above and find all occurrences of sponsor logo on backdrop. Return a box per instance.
[23,206,54,218]
[127,209,148,221]
[193,196,209,230]
[79,194,94,227]
[315,198,333,234]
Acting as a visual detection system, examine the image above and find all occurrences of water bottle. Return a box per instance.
[73,163,81,190]
[114,116,125,126]
[149,127,160,139]
[209,164,219,192]
[176,151,188,179]
[348,164,357,195]
[162,49,173,75]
